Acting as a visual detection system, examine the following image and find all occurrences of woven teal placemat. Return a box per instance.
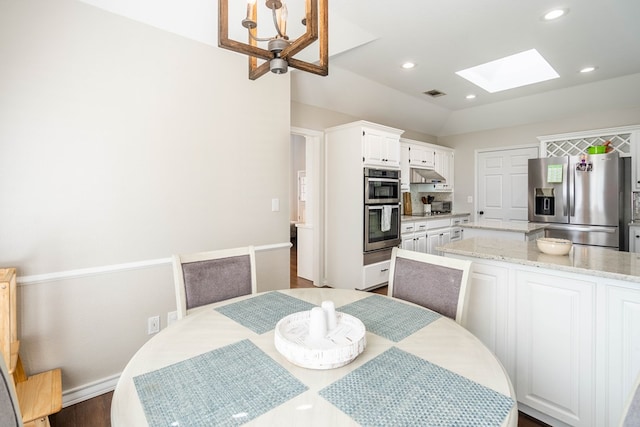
[134,339,308,427]
[338,294,441,342]
[215,291,316,334]
[320,346,514,427]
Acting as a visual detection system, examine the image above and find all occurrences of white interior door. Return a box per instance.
[297,170,306,223]
[476,146,539,223]
[291,127,324,287]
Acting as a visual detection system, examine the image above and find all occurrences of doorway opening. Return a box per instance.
[289,128,323,288]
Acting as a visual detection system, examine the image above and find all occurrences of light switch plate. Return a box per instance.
[271,198,280,212]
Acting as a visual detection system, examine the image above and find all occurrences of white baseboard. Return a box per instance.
[62,373,121,408]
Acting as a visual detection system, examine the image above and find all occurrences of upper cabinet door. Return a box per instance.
[362,129,400,168]
[632,130,640,191]
[409,144,435,169]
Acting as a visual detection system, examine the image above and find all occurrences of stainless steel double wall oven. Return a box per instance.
[363,168,401,262]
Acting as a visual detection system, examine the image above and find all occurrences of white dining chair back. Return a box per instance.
[388,247,472,324]
[0,354,22,427]
[620,371,640,427]
[173,246,257,319]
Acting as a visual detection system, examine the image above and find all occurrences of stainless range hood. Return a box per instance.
[410,168,446,184]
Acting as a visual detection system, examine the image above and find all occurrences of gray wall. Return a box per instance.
[0,0,291,400]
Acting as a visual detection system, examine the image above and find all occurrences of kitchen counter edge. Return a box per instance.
[401,212,470,222]
[438,237,640,284]
[460,221,548,234]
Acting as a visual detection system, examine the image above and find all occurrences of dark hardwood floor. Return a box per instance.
[49,240,549,427]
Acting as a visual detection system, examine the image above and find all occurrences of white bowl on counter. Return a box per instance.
[536,237,572,256]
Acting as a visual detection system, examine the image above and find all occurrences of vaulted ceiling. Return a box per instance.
[80,0,640,136]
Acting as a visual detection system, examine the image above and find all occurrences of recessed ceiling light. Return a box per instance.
[455,49,560,93]
[401,62,416,69]
[466,94,476,99]
[543,8,569,21]
[580,66,597,73]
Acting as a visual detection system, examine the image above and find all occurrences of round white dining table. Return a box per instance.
[111,288,517,426]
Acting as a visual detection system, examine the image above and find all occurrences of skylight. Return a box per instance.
[455,49,560,93]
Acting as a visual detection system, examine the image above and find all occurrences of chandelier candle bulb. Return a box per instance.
[309,307,327,340]
[322,301,337,330]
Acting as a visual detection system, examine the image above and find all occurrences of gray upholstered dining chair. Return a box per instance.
[172,246,257,319]
[387,247,472,324]
[0,353,22,427]
[620,372,640,427]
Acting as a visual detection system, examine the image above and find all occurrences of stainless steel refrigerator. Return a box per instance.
[528,152,630,250]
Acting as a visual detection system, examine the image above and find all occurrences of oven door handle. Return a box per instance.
[366,205,399,210]
[367,177,400,184]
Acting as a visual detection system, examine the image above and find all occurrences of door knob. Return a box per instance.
[479,210,484,215]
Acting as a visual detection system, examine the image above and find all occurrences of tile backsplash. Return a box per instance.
[407,188,452,214]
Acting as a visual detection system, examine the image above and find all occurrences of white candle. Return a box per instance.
[322,300,337,330]
[308,307,327,340]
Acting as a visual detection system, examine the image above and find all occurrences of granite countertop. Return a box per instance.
[401,212,470,222]
[439,237,640,283]
[460,221,548,234]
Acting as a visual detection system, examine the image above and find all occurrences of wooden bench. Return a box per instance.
[1,268,62,427]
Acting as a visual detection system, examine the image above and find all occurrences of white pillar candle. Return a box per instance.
[308,307,327,340]
[322,300,337,330]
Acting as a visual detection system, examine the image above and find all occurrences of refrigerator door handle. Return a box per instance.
[545,224,617,233]
[567,162,575,217]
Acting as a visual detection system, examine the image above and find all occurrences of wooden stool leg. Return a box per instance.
[13,354,27,383]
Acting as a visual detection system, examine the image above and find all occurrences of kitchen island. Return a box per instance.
[438,237,640,427]
[460,221,547,241]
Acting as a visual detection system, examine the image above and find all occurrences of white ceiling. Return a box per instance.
[292,0,640,136]
[78,0,640,137]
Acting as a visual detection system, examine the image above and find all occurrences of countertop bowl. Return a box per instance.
[537,237,572,255]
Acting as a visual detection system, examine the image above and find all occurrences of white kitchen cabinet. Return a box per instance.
[515,270,595,427]
[427,229,450,254]
[604,283,640,426]
[629,225,640,253]
[400,143,410,192]
[400,139,436,170]
[445,249,640,427]
[362,129,401,168]
[450,227,462,241]
[464,262,511,374]
[401,221,427,253]
[400,139,455,191]
[422,217,451,254]
[408,144,435,169]
[451,216,470,241]
[451,215,470,226]
[434,148,454,187]
[324,121,404,290]
[627,129,640,191]
[403,218,466,254]
[362,261,391,289]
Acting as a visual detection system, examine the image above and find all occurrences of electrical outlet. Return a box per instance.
[147,315,160,335]
[467,196,473,203]
[167,311,178,326]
